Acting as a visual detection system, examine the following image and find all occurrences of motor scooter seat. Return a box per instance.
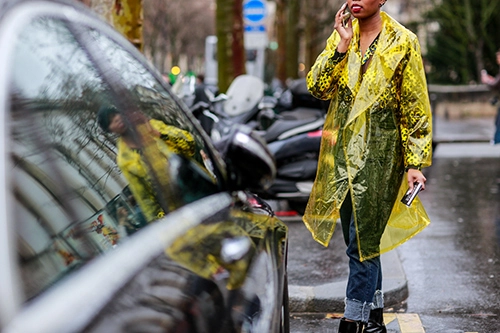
[263,112,324,142]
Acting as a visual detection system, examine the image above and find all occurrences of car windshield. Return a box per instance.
[8,16,221,300]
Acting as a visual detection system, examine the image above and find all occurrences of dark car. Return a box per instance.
[0,0,289,332]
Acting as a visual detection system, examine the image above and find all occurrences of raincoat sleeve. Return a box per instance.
[399,37,433,169]
[306,30,349,100]
[150,119,196,157]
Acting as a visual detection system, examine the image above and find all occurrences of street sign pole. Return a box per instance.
[243,0,268,80]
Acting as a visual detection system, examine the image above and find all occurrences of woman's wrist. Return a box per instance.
[405,165,422,172]
[336,39,351,53]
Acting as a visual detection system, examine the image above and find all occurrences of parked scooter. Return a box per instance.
[189,75,324,213]
[190,75,324,141]
[257,129,321,214]
[251,94,323,214]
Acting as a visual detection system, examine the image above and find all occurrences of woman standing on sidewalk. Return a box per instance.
[302,1,433,332]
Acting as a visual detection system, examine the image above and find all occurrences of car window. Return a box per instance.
[10,17,125,300]
[7,16,219,301]
[79,26,222,215]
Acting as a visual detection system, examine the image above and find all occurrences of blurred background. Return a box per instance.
[77,0,500,106]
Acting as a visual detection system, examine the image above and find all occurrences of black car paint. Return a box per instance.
[0,1,289,332]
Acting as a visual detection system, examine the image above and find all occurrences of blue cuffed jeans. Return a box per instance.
[340,192,384,323]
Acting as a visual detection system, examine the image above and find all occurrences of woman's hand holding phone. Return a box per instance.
[342,3,351,28]
[335,3,353,53]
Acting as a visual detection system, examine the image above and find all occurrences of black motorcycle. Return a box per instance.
[190,75,325,213]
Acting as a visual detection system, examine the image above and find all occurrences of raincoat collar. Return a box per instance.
[346,12,408,125]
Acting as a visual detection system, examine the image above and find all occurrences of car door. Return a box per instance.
[0,2,287,332]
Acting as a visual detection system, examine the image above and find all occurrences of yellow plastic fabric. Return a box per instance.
[167,209,287,290]
[303,12,432,261]
[167,221,254,290]
[117,119,195,221]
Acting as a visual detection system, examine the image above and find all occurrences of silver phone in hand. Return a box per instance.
[401,182,423,207]
[342,3,351,28]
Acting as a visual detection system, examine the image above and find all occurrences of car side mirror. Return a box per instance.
[215,124,276,192]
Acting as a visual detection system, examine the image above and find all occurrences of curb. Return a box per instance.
[288,248,408,313]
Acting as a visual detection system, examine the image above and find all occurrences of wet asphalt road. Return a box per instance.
[396,144,500,333]
[287,118,500,332]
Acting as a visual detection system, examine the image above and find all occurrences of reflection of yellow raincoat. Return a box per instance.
[167,210,287,290]
[117,119,195,221]
[303,12,432,261]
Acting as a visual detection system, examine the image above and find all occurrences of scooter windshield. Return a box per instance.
[223,75,264,117]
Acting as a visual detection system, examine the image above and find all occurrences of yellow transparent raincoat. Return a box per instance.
[117,119,195,221]
[303,12,432,261]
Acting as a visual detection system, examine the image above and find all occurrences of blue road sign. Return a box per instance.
[244,25,266,32]
[243,0,266,24]
[243,0,267,49]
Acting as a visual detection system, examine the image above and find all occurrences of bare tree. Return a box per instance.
[82,0,353,89]
[215,0,246,92]
[272,0,341,84]
[215,0,233,91]
[274,0,287,84]
[143,0,215,75]
[232,0,246,79]
[303,0,342,71]
[285,0,300,79]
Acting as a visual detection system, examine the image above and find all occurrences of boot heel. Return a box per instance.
[364,308,387,333]
[338,317,365,333]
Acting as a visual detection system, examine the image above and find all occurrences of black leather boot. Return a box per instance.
[338,318,364,333]
[364,308,387,333]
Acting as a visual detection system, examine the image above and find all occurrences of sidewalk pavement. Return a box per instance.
[276,214,407,313]
[273,115,497,314]
[432,116,495,144]
[284,214,408,313]
[287,228,408,313]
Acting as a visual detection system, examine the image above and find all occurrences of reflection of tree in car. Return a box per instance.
[97,106,197,222]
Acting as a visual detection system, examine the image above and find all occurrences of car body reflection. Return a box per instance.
[0,1,289,332]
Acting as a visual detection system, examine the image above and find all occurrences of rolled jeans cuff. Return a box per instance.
[371,290,384,310]
[344,297,372,323]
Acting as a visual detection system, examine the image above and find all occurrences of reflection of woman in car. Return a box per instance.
[97,106,196,222]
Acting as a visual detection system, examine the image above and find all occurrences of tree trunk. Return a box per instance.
[216,0,246,92]
[216,0,233,92]
[232,0,246,78]
[275,0,287,85]
[304,0,318,73]
[286,0,301,79]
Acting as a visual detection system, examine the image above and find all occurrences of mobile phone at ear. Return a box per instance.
[342,3,351,27]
